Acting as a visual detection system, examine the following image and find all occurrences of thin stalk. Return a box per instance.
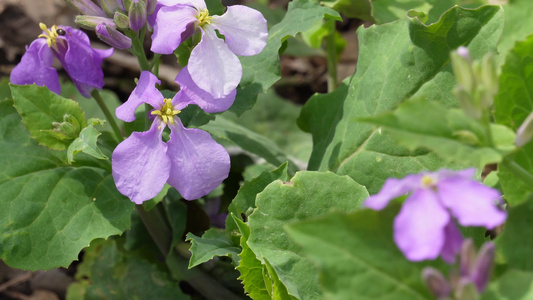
[325,19,338,92]
[136,205,171,255]
[127,29,150,71]
[501,158,533,187]
[91,90,123,142]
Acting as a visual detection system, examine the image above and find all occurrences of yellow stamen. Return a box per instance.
[151,98,181,129]
[197,9,213,27]
[38,23,61,48]
[421,175,435,188]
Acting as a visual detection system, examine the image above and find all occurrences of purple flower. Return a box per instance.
[10,23,112,98]
[151,0,268,98]
[112,70,233,204]
[364,169,506,263]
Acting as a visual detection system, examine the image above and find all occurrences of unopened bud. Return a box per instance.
[114,11,130,29]
[459,238,476,277]
[98,0,125,16]
[478,54,499,108]
[128,0,147,31]
[455,279,480,300]
[75,15,115,30]
[471,242,495,292]
[65,0,106,17]
[422,267,451,298]
[96,23,132,49]
[515,110,533,147]
[146,0,157,14]
[52,114,81,139]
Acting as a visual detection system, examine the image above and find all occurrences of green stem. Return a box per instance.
[91,90,123,142]
[501,158,533,187]
[127,29,150,71]
[325,19,338,92]
[136,205,171,255]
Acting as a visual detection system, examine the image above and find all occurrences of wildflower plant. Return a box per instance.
[3,0,533,299]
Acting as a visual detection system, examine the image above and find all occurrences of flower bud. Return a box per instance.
[96,23,132,49]
[459,238,476,277]
[114,11,130,29]
[471,242,495,292]
[75,15,115,30]
[98,0,125,16]
[455,279,480,300]
[128,0,147,31]
[515,110,533,147]
[52,114,81,139]
[422,267,452,298]
[65,0,107,17]
[146,0,157,14]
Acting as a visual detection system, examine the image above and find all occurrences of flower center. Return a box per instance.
[197,9,213,27]
[421,175,436,188]
[151,98,181,126]
[38,23,64,48]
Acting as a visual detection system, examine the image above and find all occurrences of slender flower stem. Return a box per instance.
[501,158,533,186]
[127,29,150,71]
[325,19,338,92]
[136,205,171,255]
[91,90,123,142]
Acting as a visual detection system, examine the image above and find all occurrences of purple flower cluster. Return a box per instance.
[10,23,112,97]
[364,169,506,263]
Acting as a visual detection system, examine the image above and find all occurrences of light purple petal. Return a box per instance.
[57,26,113,97]
[363,173,422,210]
[439,221,463,264]
[151,5,197,54]
[112,121,170,204]
[116,71,164,122]
[436,168,476,181]
[211,5,267,56]
[166,119,230,200]
[10,39,60,94]
[394,188,450,262]
[437,178,506,229]
[188,27,242,98]
[173,66,236,113]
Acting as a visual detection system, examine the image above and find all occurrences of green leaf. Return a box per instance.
[60,82,123,137]
[10,84,87,150]
[320,0,373,20]
[372,0,431,24]
[67,120,108,164]
[247,171,368,300]
[300,5,503,194]
[186,228,241,268]
[496,194,533,271]
[69,239,188,299]
[361,98,514,168]
[226,162,290,238]
[494,34,533,205]
[482,269,533,300]
[0,99,133,270]
[201,116,299,174]
[285,203,433,300]
[232,0,341,115]
[232,215,271,300]
[498,0,533,61]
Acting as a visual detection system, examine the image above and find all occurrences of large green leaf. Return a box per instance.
[11,84,87,150]
[0,99,133,270]
[247,171,368,300]
[498,0,533,61]
[232,0,341,115]
[494,34,533,205]
[300,5,503,194]
[285,203,433,300]
[361,98,515,168]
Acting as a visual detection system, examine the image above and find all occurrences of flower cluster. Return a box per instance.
[364,168,506,263]
[10,23,112,97]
